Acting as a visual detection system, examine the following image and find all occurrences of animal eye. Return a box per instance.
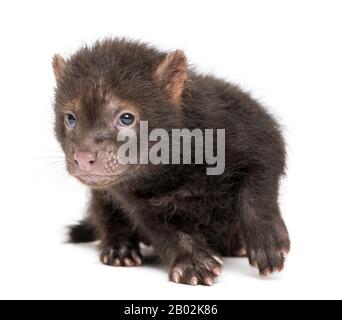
[119,113,135,126]
[65,112,76,129]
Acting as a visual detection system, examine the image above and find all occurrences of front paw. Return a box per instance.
[247,232,290,276]
[100,244,143,267]
[169,253,223,286]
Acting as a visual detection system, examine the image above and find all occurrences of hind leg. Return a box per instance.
[229,228,247,257]
[236,174,290,276]
[212,221,247,257]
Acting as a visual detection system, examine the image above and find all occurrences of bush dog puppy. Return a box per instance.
[52,38,290,286]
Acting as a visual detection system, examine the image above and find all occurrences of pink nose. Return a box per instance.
[74,151,97,172]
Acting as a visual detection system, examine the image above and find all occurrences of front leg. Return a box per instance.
[237,177,291,276]
[169,234,223,286]
[89,190,143,267]
[140,213,223,286]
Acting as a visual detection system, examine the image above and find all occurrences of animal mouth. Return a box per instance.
[76,174,117,186]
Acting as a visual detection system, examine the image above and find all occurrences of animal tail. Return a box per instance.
[67,219,97,243]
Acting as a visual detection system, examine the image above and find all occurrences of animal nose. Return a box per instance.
[74,151,97,172]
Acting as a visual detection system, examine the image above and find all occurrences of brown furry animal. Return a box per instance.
[52,38,290,286]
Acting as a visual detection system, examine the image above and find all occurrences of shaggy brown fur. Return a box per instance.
[53,38,290,286]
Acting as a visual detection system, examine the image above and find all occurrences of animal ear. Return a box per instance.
[52,54,66,82]
[154,50,188,106]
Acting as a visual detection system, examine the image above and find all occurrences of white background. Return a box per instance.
[0,0,341,300]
